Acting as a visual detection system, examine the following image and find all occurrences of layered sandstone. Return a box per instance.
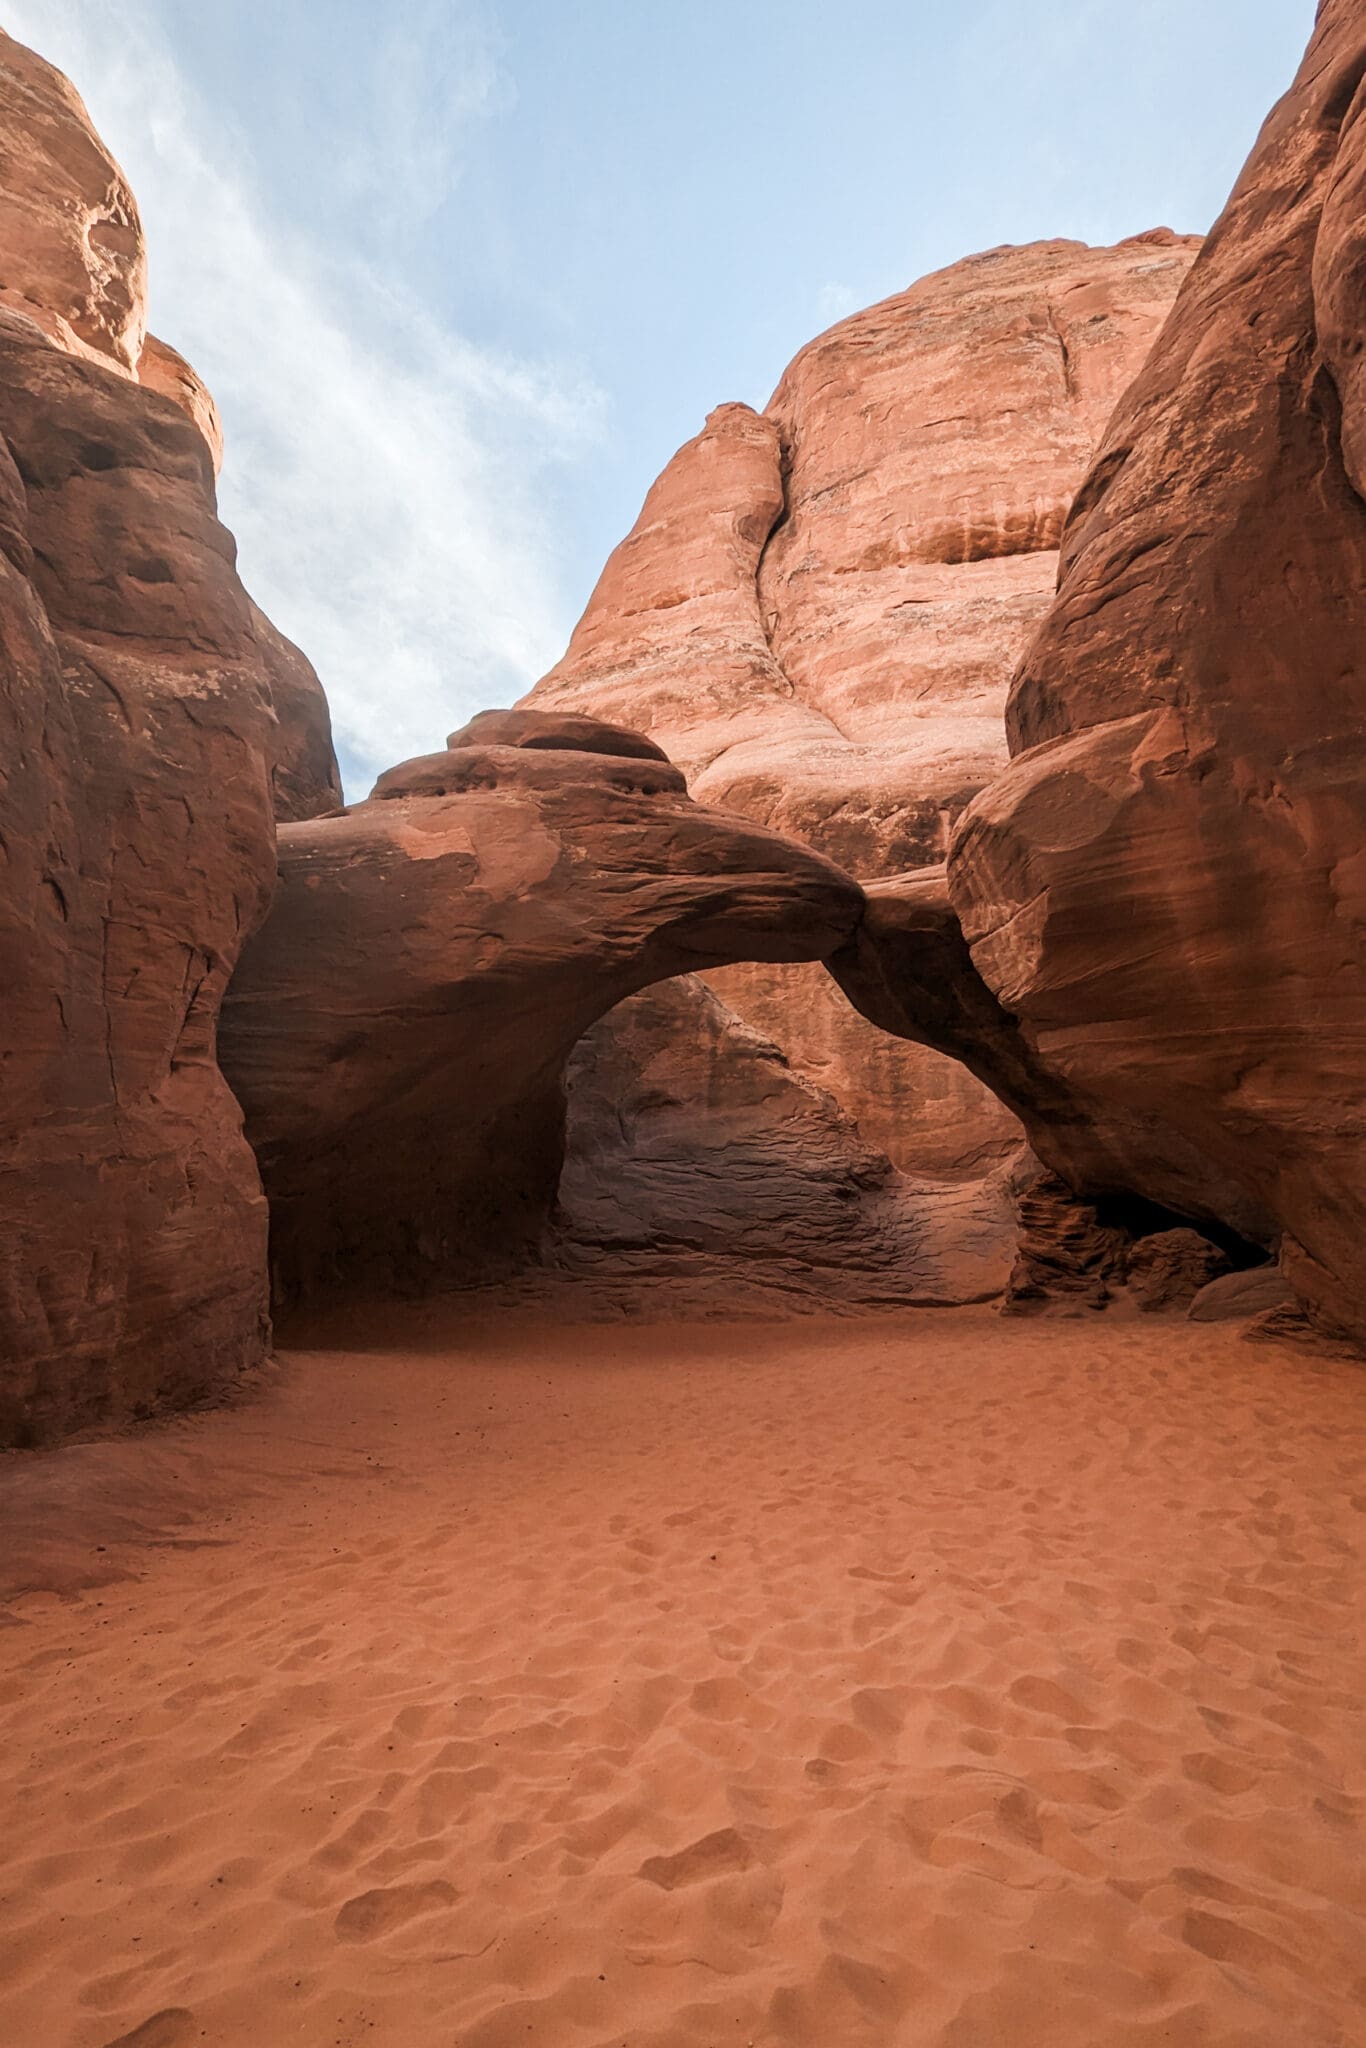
[0,32,339,1444]
[847,1,1366,1342]
[219,716,866,1303]
[527,235,1198,1187]
[556,980,1016,1313]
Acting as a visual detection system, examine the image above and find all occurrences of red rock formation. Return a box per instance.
[0,33,225,466]
[445,706,671,763]
[1126,1231,1230,1315]
[1000,1163,1131,1317]
[219,716,866,1303]
[526,405,801,771]
[0,311,273,1444]
[555,980,1016,1313]
[1188,1266,1293,1325]
[0,30,339,826]
[0,32,340,1444]
[136,333,224,473]
[737,232,1200,857]
[0,32,145,371]
[248,598,345,825]
[847,2,1366,1342]
[527,236,1198,1195]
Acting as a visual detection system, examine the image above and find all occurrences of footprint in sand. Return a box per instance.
[849,1685,908,1736]
[100,2013,196,2048]
[689,1674,752,1720]
[1181,1751,1260,1795]
[1179,1908,1297,1972]
[334,1878,457,1941]
[638,1827,753,1890]
[1009,1675,1091,1722]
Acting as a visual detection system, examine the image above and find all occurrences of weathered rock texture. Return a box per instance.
[219,717,868,1304]
[526,235,1198,1205]
[136,333,224,474]
[1001,1162,1132,1318]
[0,32,145,371]
[1126,1231,1231,1316]
[0,32,340,1444]
[554,980,1016,1314]
[0,30,225,472]
[845,2,1366,1343]
[1000,1165,1233,1321]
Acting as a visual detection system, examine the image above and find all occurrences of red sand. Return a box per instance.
[2,1310,1364,2047]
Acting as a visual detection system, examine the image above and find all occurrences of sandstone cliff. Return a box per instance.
[0,31,340,1442]
[842,0,1366,1343]
[525,233,1198,1246]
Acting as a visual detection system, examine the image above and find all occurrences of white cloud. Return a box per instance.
[3,0,604,789]
[816,282,859,324]
[337,0,516,227]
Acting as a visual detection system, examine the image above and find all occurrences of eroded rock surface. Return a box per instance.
[1188,1266,1294,1326]
[219,718,866,1303]
[1001,1163,1131,1318]
[0,313,274,1444]
[1126,1231,1231,1316]
[939,0,1366,1343]
[0,33,231,463]
[0,31,145,370]
[0,33,339,1443]
[136,333,224,473]
[553,980,1016,1314]
[527,235,1198,1209]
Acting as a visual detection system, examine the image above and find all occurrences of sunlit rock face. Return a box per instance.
[0,31,146,371]
[524,232,1199,1229]
[0,29,219,469]
[851,1,1366,1343]
[0,30,340,1445]
[219,715,867,1304]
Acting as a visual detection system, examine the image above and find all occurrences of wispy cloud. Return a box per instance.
[337,0,516,229]
[4,0,603,789]
[816,282,859,325]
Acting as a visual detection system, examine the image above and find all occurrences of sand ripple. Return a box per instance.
[1,1311,1364,2046]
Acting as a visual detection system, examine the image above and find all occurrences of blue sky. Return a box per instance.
[8,1,1315,792]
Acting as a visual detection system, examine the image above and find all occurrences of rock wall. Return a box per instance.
[849,1,1366,1343]
[527,235,1198,1191]
[0,31,340,1443]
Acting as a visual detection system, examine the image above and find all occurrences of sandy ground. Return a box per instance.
[1,1310,1364,2048]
